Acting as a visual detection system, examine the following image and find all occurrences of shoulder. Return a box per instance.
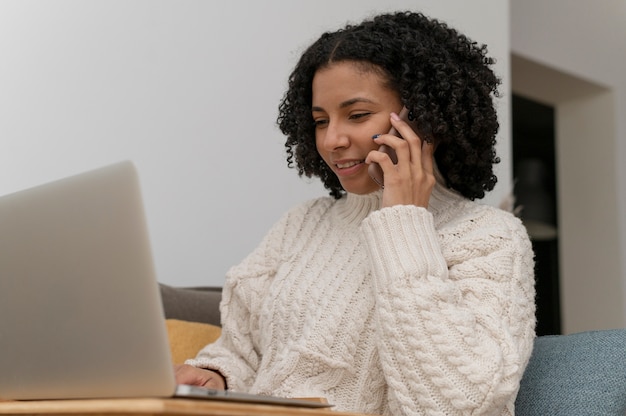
[223,196,338,292]
[289,195,336,212]
[467,201,526,231]
[437,201,535,289]
[437,199,532,251]
[430,181,527,239]
[238,195,337,255]
[276,195,338,226]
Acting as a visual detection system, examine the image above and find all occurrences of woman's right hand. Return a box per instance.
[368,111,436,209]
[174,364,226,390]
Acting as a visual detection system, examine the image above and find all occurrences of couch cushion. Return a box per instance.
[515,328,626,415]
[159,284,222,326]
[165,319,221,364]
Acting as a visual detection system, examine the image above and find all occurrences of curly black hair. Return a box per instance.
[277,11,501,200]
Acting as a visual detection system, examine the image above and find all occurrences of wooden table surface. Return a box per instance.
[0,397,374,416]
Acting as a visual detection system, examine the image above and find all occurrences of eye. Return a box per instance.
[349,112,371,121]
[313,118,328,128]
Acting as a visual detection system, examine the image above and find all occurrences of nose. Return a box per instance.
[320,120,350,152]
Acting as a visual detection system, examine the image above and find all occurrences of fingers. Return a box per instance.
[371,112,434,171]
[202,371,227,390]
[369,112,436,207]
[174,364,226,390]
[389,112,432,170]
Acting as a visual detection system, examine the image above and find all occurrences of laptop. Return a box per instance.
[0,161,331,408]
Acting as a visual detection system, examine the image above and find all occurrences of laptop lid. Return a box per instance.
[0,162,334,408]
[0,161,176,400]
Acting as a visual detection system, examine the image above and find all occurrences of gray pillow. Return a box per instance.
[159,284,222,326]
[515,329,626,415]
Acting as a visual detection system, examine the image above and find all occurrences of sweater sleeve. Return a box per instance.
[360,204,536,415]
[185,207,296,391]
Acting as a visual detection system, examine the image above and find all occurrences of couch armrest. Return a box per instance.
[159,283,222,326]
[515,328,626,415]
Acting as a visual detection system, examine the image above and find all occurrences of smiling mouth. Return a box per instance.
[336,160,364,169]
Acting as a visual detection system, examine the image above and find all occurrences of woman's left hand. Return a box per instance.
[366,112,436,208]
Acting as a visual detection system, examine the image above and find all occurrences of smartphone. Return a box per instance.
[368,107,417,187]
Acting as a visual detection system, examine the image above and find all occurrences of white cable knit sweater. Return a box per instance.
[188,181,536,415]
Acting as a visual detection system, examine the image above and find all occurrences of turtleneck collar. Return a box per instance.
[336,165,464,225]
[337,190,383,224]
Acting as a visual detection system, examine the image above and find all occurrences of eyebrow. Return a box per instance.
[311,97,376,112]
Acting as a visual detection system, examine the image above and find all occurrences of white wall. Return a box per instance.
[0,0,510,287]
[511,0,626,332]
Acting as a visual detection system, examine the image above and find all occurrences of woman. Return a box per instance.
[176,11,535,415]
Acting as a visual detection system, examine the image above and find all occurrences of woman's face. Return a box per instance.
[312,61,402,195]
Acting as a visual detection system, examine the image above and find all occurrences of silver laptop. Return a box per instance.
[0,161,331,408]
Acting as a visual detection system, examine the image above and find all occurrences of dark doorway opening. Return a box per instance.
[512,94,561,336]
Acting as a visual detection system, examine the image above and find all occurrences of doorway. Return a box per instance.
[511,53,623,333]
[512,94,560,335]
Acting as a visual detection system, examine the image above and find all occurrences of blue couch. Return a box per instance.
[515,328,626,415]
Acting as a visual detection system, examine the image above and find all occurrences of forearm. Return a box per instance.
[361,205,535,414]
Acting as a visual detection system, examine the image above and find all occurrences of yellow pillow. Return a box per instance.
[165,319,221,364]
